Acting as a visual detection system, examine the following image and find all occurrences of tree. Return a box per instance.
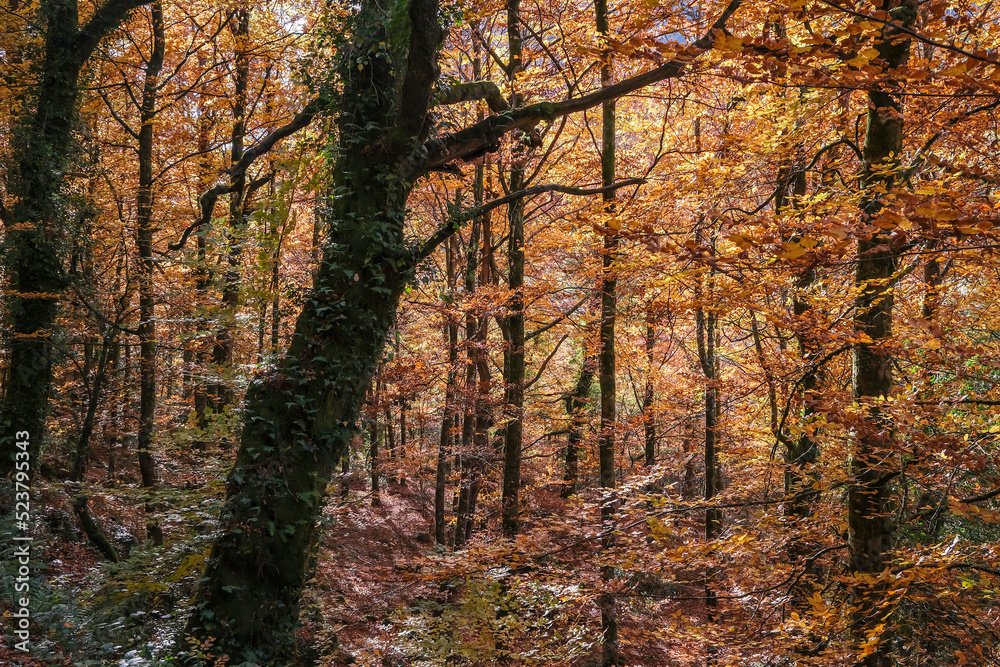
[849,3,916,664]
[179,0,744,661]
[1,0,153,485]
[135,0,165,546]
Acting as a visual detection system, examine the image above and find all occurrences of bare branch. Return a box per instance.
[526,296,588,341]
[525,333,570,390]
[417,0,745,173]
[168,97,325,251]
[413,178,646,264]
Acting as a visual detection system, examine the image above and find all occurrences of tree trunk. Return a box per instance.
[595,0,618,661]
[211,2,251,411]
[383,400,395,485]
[500,0,526,538]
[368,414,382,507]
[849,5,914,665]
[921,254,945,322]
[435,318,458,544]
[779,154,819,521]
[71,334,116,482]
[436,235,460,544]
[563,352,595,497]
[398,397,407,480]
[1,0,152,483]
[73,493,120,563]
[456,157,490,549]
[643,312,656,466]
[340,437,351,501]
[180,0,442,656]
[186,52,215,445]
[136,0,165,546]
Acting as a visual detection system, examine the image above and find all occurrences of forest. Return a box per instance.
[1,0,999,664]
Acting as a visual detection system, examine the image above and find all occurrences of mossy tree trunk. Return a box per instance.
[179,0,442,661]
[179,0,745,660]
[181,144,415,666]
[0,0,152,484]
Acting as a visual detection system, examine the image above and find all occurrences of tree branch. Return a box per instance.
[817,0,1000,66]
[525,333,570,390]
[434,81,510,114]
[76,0,152,67]
[526,296,588,341]
[902,100,1000,183]
[417,0,745,173]
[413,178,646,264]
[168,97,325,251]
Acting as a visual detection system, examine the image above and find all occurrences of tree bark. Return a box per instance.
[500,0,526,538]
[0,0,152,484]
[849,5,915,665]
[595,0,619,662]
[136,0,165,546]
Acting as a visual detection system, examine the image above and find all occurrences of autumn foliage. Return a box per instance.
[1,0,999,665]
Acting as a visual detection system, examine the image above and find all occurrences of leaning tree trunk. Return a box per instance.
[179,0,441,660]
[180,152,413,665]
[849,4,914,666]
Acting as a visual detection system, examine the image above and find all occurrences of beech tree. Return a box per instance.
[6,1,1000,665]
[0,0,152,484]
[178,0,744,661]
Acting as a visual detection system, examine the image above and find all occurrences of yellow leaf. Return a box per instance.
[781,242,808,259]
[728,233,753,249]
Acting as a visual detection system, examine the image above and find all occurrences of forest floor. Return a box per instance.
[2,460,708,666]
[304,478,438,666]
